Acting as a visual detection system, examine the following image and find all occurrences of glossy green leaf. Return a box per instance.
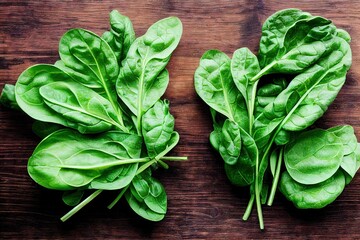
[279,170,345,209]
[144,177,167,214]
[15,64,74,126]
[328,125,357,155]
[102,10,135,63]
[0,84,20,110]
[125,189,165,221]
[284,129,343,185]
[224,128,257,186]
[28,129,142,190]
[57,28,125,129]
[194,49,248,130]
[117,17,182,121]
[231,47,260,100]
[254,37,351,149]
[219,119,241,165]
[142,100,175,158]
[39,81,122,133]
[259,9,337,74]
[62,189,84,206]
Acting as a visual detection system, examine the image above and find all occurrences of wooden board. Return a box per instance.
[1,0,360,238]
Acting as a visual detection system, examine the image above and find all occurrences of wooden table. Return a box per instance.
[1,1,360,239]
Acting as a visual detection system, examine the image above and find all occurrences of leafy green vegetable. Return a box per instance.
[102,10,136,64]
[194,8,358,229]
[1,10,186,222]
[284,129,343,185]
[279,170,345,209]
[0,84,20,110]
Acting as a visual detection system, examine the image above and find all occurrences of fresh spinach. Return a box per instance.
[1,10,186,222]
[195,8,358,229]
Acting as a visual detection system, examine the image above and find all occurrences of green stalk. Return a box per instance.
[107,159,157,209]
[242,193,254,221]
[61,189,103,222]
[267,147,284,206]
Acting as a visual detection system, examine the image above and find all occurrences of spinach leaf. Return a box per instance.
[219,119,241,165]
[224,127,257,186]
[142,100,175,158]
[0,84,20,110]
[279,170,345,209]
[194,50,248,131]
[102,10,136,64]
[39,81,120,133]
[254,36,351,149]
[125,189,165,221]
[62,190,85,206]
[117,17,182,132]
[15,65,74,126]
[259,9,337,74]
[231,47,260,101]
[57,28,127,131]
[284,129,343,185]
[28,129,143,190]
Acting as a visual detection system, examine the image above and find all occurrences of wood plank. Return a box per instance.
[1,0,360,238]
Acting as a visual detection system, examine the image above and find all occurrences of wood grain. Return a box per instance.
[1,0,360,239]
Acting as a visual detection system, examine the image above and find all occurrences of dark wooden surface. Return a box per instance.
[1,0,360,239]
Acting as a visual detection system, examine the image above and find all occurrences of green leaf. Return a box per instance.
[144,177,167,215]
[39,81,121,133]
[224,128,257,186]
[258,9,337,74]
[0,84,20,110]
[194,49,248,131]
[328,125,357,155]
[254,37,351,149]
[231,47,260,100]
[142,100,175,158]
[57,28,125,129]
[284,129,343,185]
[28,129,142,190]
[102,10,136,64]
[15,65,75,126]
[116,17,182,123]
[279,170,345,209]
[62,189,84,206]
[219,119,241,165]
[125,189,165,221]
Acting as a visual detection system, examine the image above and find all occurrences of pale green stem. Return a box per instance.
[61,189,103,222]
[267,147,284,206]
[242,193,255,221]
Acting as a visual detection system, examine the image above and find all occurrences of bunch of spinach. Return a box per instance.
[1,10,186,222]
[194,8,359,229]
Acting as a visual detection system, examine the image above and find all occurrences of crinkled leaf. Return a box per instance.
[39,81,119,133]
[194,49,248,131]
[219,119,241,165]
[102,10,135,64]
[279,170,345,209]
[0,84,20,110]
[142,100,174,158]
[28,129,142,190]
[117,17,182,118]
[284,129,343,185]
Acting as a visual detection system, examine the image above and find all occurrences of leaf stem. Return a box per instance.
[107,186,129,209]
[160,156,188,161]
[61,189,103,222]
[107,159,157,209]
[242,193,254,221]
[267,147,284,206]
[60,157,151,170]
[254,152,264,230]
